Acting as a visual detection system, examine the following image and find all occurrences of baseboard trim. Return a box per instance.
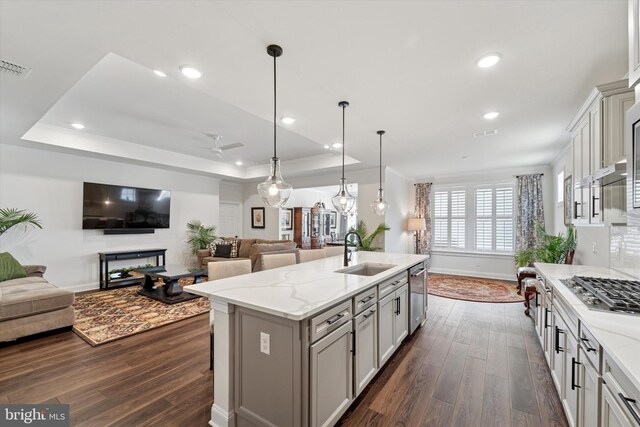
[429,267,514,281]
[65,282,99,293]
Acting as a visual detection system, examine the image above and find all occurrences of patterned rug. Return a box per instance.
[429,274,524,303]
[73,279,210,346]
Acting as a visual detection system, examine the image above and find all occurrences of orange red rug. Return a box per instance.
[429,274,524,303]
[73,281,209,346]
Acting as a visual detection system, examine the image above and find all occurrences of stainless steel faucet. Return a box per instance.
[343,231,363,267]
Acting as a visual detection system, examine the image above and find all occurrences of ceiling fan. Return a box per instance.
[200,133,244,159]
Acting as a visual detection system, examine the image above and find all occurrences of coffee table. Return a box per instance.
[135,265,207,304]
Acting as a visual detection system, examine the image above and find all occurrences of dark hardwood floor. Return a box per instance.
[0,295,567,427]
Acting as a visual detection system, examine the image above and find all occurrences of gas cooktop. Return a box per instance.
[561,276,640,315]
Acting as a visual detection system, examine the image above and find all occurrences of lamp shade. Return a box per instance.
[408,217,427,231]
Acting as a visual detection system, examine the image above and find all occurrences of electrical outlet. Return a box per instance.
[260,332,270,355]
[592,243,597,254]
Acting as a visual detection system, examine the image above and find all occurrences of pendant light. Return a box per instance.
[257,44,292,207]
[371,130,389,215]
[331,101,357,214]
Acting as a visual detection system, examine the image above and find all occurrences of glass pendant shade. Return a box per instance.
[371,189,389,215]
[257,157,292,207]
[332,178,356,214]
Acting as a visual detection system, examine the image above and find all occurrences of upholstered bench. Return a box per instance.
[516,266,537,295]
[0,265,75,341]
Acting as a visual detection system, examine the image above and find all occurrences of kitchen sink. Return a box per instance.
[335,262,396,277]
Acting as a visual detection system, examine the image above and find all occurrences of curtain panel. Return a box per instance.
[516,174,545,253]
[414,183,432,258]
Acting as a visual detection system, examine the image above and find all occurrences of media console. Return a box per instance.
[98,248,166,290]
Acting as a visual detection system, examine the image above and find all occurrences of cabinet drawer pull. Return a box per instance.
[555,326,564,354]
[592,196,600,217]
[580,338,597,353]
[618,393,640,425]
[410,268,427,277]
[359,295,374,304]
[535,291,540,307]
[362,309,376,319]
[544,308,550,329]
[571,357,581,390]
[326,313,345,325]
[574,201,581,219]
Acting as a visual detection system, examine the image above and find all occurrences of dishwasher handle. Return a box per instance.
[411,268,427,277]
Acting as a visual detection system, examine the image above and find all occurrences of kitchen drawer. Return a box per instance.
[578,322,602,373]
[309,300,352,344]
[378,273,407,299]
[353,287,377,315]
[603,352,640,426]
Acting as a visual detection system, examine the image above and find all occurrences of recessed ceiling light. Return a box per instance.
[461,156,469,159]
[71,123,85,129]
[153,70,167,77]
[477,53,502,68]
[281,117,295,125]
[483,111,500,120]
[235,161,243,166]
[332,142,342,149]
[324,145,330,149]
[179,65,202,79]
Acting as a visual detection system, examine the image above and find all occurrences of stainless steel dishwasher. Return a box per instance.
[408,262,427,334]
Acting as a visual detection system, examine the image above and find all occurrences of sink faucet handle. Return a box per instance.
[348,249,353,262]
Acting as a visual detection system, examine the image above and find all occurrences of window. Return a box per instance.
[474,185,514,252]
[557,171,564,204]
[433,188,466,249]
[432,182,515,253]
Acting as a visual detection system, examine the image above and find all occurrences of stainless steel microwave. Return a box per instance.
[627,100,640,226]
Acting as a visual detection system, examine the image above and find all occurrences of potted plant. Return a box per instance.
[186,220,217,254]
[350,220,390,252]
[515,224,577,267]
[0,208,42,236]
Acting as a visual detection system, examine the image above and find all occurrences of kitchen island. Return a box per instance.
[532,263,640,427]
[186,251,428,427]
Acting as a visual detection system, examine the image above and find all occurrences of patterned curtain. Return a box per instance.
[516,174,545,253]
[414,183,432,258]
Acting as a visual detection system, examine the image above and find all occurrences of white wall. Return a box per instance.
[384,167,412,253]
[427,165,553,280]
[0,143,219,291]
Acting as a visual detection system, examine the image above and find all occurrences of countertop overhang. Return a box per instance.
[534,262,640,393]
[185,251,427,321]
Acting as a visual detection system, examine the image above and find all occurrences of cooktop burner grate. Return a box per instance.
[564,276,640,314]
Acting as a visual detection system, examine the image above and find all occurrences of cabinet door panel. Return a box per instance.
[378,293,396,367]
[394,284,409,348]
[603,92,635,165]
[310,322,353,427]
[601,383,634,427]
[578,350,599,427]
[354,308,378,396]
[551,312,565,395]
[562,332,579,427]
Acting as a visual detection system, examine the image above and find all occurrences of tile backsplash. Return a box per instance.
[610,226,640,279]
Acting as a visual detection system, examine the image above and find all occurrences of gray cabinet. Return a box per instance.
[353,306,378,396]
[601,383,634,427]
[394,284,409,348]
[578,347,600,427]
[377,282,409,368]
[377,292,396,367]
[310,321,353,427]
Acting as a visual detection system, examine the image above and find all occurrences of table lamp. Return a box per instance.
[407,217,427,254]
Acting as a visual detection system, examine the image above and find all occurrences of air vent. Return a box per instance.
[472,129,498,138]
[0,60,32,78]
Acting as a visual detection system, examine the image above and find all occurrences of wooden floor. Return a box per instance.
[0,295,567,427]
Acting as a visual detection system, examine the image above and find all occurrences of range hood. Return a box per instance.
[577,160,627,188]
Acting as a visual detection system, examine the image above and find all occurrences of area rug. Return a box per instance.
[73,279,210,346]
[429,274,524,303]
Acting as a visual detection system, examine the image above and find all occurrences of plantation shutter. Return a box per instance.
[450,190,466,248]
[495,187,514,251]
[433,191,448,247]
[475,188,492,250]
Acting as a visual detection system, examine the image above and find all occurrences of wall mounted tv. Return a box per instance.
[82,182,171,233]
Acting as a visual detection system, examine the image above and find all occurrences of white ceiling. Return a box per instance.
[0,0,629,180]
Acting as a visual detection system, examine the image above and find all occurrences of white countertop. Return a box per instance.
[185,251,427,321]
[534,262,640,393]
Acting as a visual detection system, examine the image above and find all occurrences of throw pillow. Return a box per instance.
[223,239,239,258]
[0,252,28,282]
[214,244,233,258]
[208,241,217,256]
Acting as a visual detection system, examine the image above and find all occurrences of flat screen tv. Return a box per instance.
[82,182,170,230]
